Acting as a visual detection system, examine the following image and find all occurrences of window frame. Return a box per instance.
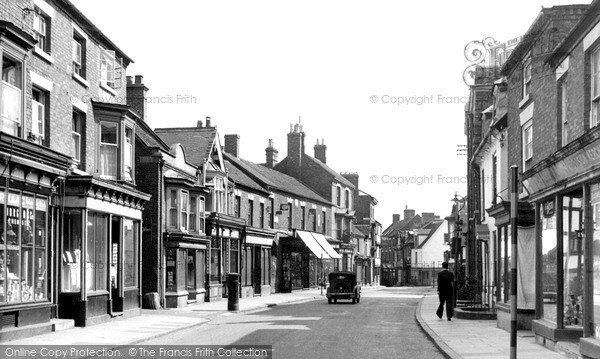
[72,111,83,165]
[522,120,533,170]
[1,50,24,137]
[31,88,46,142]
[590,46,600,128]
[522,57,532,99]
[33,9,50,54]
[99,121,119,180]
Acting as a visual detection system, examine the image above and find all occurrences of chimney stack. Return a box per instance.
[341,172,359,193]
[265,139,278,168]
[126,75,149,120]
[314,139,327,164]
[404,207,416,220]
[286,121,305,179]
[421,212,436,224]
[224,134,240,157]
[197,119,203,128]
[392,214,401,223]
[205,116,212,127]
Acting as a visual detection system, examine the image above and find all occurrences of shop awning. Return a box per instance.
[296,230,331,259]
[310,233,342,259]
[245,235,273,246]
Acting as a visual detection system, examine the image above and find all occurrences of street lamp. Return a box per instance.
[450,192,466,309]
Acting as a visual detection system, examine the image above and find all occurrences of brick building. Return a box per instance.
[223,138,336,293]
[381,209,423,286]
[0,0,152,336]
[154,120,245,302]
[274,122,355,270]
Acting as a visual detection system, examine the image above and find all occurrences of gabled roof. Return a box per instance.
[382,215,423,237]
[223,152,331,205]
[155,127,217,166]
[417,220,445,249]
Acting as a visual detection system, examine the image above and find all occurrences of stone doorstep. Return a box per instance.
[51,319,75,332]
[556,341,582,359]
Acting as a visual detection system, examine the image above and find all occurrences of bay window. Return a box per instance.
[167,189,205,233]
[99,122,118,179]
[97,119,135,182]
[1,55,23,136]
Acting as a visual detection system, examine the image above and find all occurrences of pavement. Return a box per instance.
[415,288,570,359]
[2,286,573,359]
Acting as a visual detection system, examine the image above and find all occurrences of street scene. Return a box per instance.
[2,0,600,358]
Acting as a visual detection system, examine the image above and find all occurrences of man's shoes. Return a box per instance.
[437,313,442,319]
[447,318,452,321]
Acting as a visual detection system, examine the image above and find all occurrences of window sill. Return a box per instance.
[99,82,117,97]
[33,47,54,64]
[519,95,531,109]
[72,73,89,88]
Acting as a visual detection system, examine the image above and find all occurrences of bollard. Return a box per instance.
[227,273,240,311]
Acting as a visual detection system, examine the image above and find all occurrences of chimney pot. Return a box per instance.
[135,75,143,84]
[206,116,211,127]
[126,76,133,84]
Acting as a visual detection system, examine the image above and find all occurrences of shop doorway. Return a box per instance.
[254,247,261,295]
[110,216,122,313]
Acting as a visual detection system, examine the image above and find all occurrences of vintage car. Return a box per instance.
[326,271,361,304]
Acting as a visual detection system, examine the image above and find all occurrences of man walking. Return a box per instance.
[437,261,454,321]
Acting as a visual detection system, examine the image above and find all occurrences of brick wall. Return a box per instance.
[1,0,130,174]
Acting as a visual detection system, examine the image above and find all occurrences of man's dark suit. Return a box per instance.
[437,269,454,319]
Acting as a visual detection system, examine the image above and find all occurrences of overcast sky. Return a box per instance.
[71,0,591,227]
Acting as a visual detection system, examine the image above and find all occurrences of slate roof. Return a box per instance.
[223,159,268,194]
[382,215,423,237]
[135,119,170,152]
[275,155,355,189]
[154,127,217,166]
[223,152,331,205]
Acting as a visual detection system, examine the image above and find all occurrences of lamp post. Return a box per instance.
[451,192,466,309]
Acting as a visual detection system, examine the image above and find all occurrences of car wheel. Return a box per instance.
[328,298,332,304]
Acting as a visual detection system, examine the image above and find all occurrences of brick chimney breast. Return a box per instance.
[224,134,240,157]
[126,74,149,120]
[287,122,305,178]
[393,214,401,223]
[265,139,278,168]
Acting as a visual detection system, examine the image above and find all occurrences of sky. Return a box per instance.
[71,0,592,229]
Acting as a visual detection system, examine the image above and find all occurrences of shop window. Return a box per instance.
[166,248,176,291]
[562,195,583,327]
[229,238,239,274]
[0,191,48,303]
[1,55,23,137]
[123,219,138,288]
[210,237,220,283]
[541,202,557,323]
[62,210,82,292]
[86,212,108,292]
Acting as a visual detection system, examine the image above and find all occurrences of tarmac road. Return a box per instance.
[139,287,444,359]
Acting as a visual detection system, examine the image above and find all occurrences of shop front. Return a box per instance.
[60,176,149,326]
[241,229,274,298]
[205,213,245,301]
[521,131,600,355]
[279,230,338,292]
[164,235,209,308]
[0,133,70,340]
